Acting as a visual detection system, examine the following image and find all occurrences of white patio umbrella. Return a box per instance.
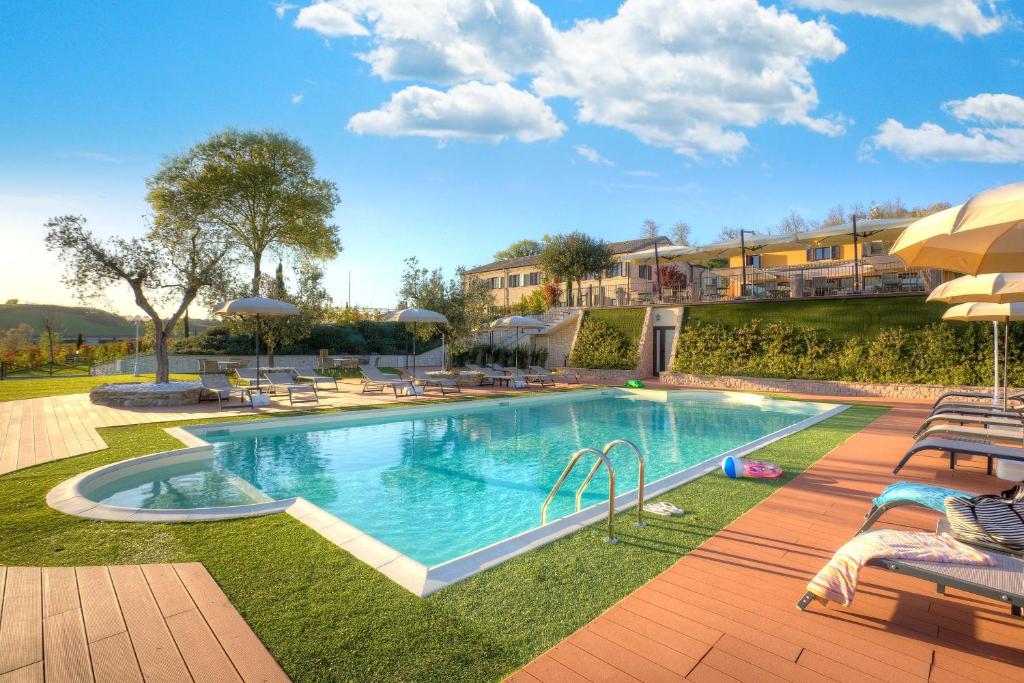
[942,302,1024,410]
[214,297,299,392]
[490,316,545,369]
[384,308,448,376]
[891,183,1024,274]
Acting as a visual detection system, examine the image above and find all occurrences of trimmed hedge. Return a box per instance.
[672,319,1023,386]
[173,322,440,356]
[685,296,948,340]
[568,308,647,370]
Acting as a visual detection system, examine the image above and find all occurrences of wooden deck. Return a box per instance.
[511,404,1024,682]
[0,379,573,475]
[0,563,289,682]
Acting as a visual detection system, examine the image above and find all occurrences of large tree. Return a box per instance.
[45,216,232,383]
[670,221,691,246]
[539,232,613,307]
[398,258,491,344]
[146,129,341,296]
[493,238,545,261]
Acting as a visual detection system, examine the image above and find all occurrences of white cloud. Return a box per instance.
[533,0,847,158]
[867,93,1024,163]
[625,170,659,177]
[294,1,368,37]
[294,0,848,158]
[296,0,555,83]
[943,93,1024,125]
[575,144,613,166]
[272,2,297,19]
[792,0,1004,39]
[290,93,304,104]
[347,81,566,143]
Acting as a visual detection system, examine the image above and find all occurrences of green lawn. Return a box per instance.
[0,374,200,402]
[0,400,885,682]
[686,295,949,339]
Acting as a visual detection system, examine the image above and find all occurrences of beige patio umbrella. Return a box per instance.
[928,273,1024,304]
[214,297,299,392]
[941,302,1024,409]
[490,316,545,369]
[384,308,448,375]
[891,183,1024,274]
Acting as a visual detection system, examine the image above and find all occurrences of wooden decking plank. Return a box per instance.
[75,568,125,644]
[0,662,43,683]
[107,565,192,682]
[171,563,289,683]
[141,564,194,619]
[0,401,24,474]
[42,609,92,683]
[165,608,244,683]
[0,567,42,676]
[87,632,142,683]
[42,567,80,618]
[547,642,642,683]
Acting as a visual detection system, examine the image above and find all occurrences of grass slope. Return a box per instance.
[686,295,948,339]
[0,400,884,681]
[584,307,647,344]
[0,303,135,337]
[0,374,199,401]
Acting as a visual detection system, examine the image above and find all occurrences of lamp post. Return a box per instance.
[739,230,756,298]
[132,316,142,377]
[851,214,860,291]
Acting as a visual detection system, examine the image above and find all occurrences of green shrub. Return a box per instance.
[568,319,637,370]
[173,322,440,356]
[672,319,1023,386]
[585,308,646,345]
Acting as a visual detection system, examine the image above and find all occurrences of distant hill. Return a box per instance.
[0,303,217,340]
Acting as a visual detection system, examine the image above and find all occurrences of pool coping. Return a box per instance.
[47,388,847,596]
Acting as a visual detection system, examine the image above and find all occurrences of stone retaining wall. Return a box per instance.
[559,368,646,385]
[658,371,1015,402]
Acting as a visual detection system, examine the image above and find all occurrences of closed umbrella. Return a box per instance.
[891,183,1024,274]
[490,316,545,369]
[941,302,1024,410]
[214,297,299,393]
[384,308,448,376]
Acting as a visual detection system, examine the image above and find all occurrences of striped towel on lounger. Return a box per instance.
[807,530,996,606]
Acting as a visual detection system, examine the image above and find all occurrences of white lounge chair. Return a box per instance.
[199,374,252,410]
[261,371,319,405]
[360,364,415,397]
[410,369,461,396]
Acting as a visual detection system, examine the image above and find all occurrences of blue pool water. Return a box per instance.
[89,391,831,566]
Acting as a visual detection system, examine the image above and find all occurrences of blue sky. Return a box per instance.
[1,0,1022,314]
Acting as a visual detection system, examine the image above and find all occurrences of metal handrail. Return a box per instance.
[540,448,617,542]
[575,439,646,527]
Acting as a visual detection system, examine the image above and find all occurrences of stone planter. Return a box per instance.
[89,382,204,407]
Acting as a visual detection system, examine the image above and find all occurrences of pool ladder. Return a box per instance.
[539,439,646,543]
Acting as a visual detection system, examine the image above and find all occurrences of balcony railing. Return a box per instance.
[561,261,934,307]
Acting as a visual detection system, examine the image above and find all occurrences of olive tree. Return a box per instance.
[539,232,613,306]
[147,129,341,296]
[398,257,491,344]
[44,216,233,383]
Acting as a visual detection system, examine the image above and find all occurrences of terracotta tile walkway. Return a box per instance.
[0,379,575,475]
[0,562,288,682]
[511,404,1024,682]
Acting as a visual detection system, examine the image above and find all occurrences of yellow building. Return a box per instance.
[464,237,672,309]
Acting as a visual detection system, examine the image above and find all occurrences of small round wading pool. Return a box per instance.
[50,388,845,595]
[89,381,203,407]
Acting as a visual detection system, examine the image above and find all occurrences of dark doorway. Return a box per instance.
[653,325,676,376]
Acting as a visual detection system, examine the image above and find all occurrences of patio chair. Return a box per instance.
[228,358,250,369]
[410,369,461,396]
[892,436,1024,475]
[198,359,221,373]
[359,364,415,398]
[199,374,252,410]
[261,371,319,405]
[798,526,1024,617]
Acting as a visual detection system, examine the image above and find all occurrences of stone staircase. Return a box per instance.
[489,308,581,347]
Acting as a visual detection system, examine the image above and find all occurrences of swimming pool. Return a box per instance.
[51,389,844,594]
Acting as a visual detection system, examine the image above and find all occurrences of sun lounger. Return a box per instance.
[465,364,505,385]
[360,364,415,397]
[932,390,1024,410]
[527,366,557,386]
[199,374,252,410]
[261,371,319,405]
[932,403,1024,419]
[892,437,1024,475]
[915,411,1024,437]
[916,423,1023,444]
[555,369,581,384]
[410,369,461,396]
[798,526,1024,617]
[858,482,976,534]
[234,368,261,385]
[293,370,340,392]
